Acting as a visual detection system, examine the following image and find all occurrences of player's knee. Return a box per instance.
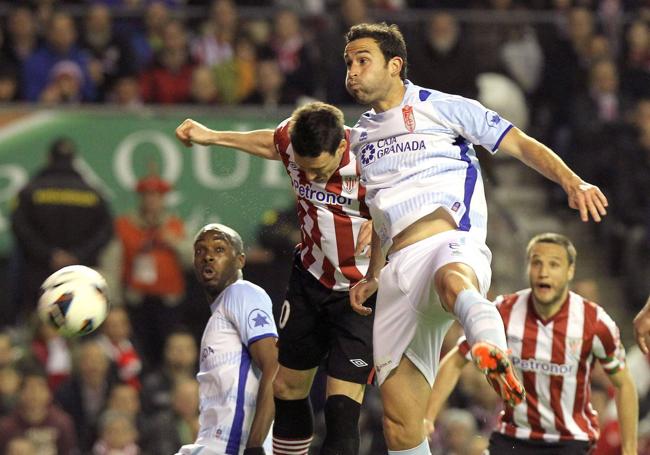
[434,265,478,311]
[273,374,310,400]
[382,412,422,449]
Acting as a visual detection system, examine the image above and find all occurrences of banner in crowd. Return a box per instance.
[0,109,293,256]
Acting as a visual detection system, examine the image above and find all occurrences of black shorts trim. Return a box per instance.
[488,432,594,455]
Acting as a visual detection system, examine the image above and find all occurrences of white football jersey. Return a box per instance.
[351,80,513,253]
[195,280,277,454]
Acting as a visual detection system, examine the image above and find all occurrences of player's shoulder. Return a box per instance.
[224,280,271,301]
[494,289,528,307]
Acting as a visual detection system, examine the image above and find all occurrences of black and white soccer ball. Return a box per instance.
[38,265,110,337]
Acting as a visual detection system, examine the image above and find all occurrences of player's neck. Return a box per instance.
[532,290,569,321]
[372,81,406,113]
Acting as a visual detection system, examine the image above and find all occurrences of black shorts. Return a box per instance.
[273,253,375,384]
[488,432,594,455]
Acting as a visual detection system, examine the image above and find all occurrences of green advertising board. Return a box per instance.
[0,108,295,256]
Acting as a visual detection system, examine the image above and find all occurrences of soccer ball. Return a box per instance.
[38,265,110,337]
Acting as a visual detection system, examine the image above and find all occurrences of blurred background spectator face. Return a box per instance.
[210,0,238,33]
[47,13,77,54]
[590,59,619,94]
[145,1,170,36]
[107,383,141,418]
[18,374,51,421]
[78,341,110,388]
[164,332,197,372]
[6,437,36,455]
[190,66,218,104]
[98,411,139,451]
[112,76,141,105]
[163,20,188,55]
[172,379,199,420]
[256,59,284,97]
[84,4,112,48]
[568,7,595,46]
[341,0,368,26]
[102,307,132,344]
[428,12,459,54]
[7,7,36,46]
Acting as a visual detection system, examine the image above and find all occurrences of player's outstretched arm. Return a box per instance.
[175,118,279,160]
[247,336,279,451]
[350,227,384,315]
[634,296,650,354]
[498,127,608,223]
[608,367,638,455]
[424,346,469,437]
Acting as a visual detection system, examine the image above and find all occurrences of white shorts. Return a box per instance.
[373,230,492,386]
[176,444,221,455]
[176,436,272,455]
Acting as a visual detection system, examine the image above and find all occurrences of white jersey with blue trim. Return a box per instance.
[350,80,513,254]
[195,279,277,454]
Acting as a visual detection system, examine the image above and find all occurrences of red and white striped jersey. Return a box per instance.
[459,289,626,443]
[274,119,371,291]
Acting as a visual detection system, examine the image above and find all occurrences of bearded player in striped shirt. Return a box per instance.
[425,233,638,455]
[176,102,374,455]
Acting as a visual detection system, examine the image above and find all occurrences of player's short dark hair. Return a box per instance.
[289,102,345,158]
[526,233,577,265]
[345,22,408,80]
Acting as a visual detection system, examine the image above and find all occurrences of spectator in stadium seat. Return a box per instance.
[139,19,197,104]
[80,3,138,102]
[0,366,78,455]
[140,329,197,417]
[426,233,638,454]
[189,65,219,104]
[408,12,479,99]
[269,8,317,103]
[97,307,142,390]
[141,378,199,454]
[55,340,118,453]
[1,6,39,99]
[22,12,95,101]
[114,175,190,367]
[129,1,170,70]
[91,410,140,455]
[10,137,113,325]
[190,0,239,67]
[242,53,290,107]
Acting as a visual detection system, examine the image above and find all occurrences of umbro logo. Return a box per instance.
[349,359,368,368]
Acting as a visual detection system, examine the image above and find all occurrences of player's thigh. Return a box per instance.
[380,355,431,425]
[274,365,319,399]
[325,376,365,403]
[325,292,375,385]
[274,261,329,371]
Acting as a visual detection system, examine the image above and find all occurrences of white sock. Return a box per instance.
[388,439,431,455]
[453,289,507,351]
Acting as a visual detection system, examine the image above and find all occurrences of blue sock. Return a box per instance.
[453,289,507,350]
[388,439,431,455]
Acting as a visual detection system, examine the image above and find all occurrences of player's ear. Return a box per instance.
[337,138,347,155]
[389,56,403,78]
[237,253,246,271]
[567,263,575,282]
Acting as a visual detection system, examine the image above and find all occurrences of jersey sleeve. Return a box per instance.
[432,96,513,153]
[223,283,278,348]
[592,306,626,375]
[274,118,292,167]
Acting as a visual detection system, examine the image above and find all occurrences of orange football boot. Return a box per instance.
[471,341,526,407]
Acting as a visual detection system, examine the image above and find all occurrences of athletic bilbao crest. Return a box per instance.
[342,176,357,194]
[402,105,416,132]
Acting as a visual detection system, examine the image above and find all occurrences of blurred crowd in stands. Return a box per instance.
[1,0,650,453]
